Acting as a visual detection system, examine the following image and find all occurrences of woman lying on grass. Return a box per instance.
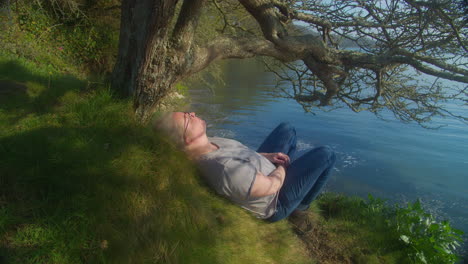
[156,112,336,227]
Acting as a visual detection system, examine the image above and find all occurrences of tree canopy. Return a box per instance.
[112,0,467,125]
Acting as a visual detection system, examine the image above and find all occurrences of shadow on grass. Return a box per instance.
[0,116,224,262]
[0,60,86,117]
[0,123,128,261]
[0,61,224,263]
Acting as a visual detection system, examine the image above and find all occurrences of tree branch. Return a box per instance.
[405,0,468,52]
[237,0,344,105]
[391,57,468,83]
[238,0,288,43]
[392,49,468,76]
[291,10,394,29]
[188,36,294,75]
[172,0,206,50]
[337,50,468,83]
[291,11,332,29]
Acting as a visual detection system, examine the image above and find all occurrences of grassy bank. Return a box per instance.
[0,5,309,263]
[0,55,310,263]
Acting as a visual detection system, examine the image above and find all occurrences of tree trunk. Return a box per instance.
[111,0,180,123]
[133,47,183,122]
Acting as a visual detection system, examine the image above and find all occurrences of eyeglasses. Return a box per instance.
[183,112,195,142]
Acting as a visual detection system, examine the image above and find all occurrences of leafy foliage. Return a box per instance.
[318,193,464,263]
[391,199,464,264]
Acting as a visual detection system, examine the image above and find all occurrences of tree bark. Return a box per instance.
[111,0,180,122]
[112,0,208,123]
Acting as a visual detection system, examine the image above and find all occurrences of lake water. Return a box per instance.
[188,60,468,252]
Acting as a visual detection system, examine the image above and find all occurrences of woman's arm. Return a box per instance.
[249,165,286,197]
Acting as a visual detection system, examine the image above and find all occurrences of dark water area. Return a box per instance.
[188,60,468,257]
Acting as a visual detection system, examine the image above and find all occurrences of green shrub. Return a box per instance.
[391,199,463,264]
[317,193,464,263]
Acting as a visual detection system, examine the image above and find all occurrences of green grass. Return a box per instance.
[310,193,405,263]
[0,2,118,76]
[0,57,309,263]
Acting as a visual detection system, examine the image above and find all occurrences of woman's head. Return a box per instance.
[154,112,207,147]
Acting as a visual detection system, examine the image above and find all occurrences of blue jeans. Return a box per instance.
[257,122,336,222]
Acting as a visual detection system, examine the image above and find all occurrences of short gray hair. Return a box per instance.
[153,112,185,147]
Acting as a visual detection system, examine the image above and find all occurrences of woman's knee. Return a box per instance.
[314,146,336,164]
[277,122,296,137]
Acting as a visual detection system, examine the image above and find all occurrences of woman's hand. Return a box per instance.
[259,152,290,168]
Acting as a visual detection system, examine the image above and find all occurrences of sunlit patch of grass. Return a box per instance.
[12,224,54,247]
[308,193,406,263]
[25,81,46,98]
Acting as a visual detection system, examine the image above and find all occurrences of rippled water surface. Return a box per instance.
[188,60,468,246]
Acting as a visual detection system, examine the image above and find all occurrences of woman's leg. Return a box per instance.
[257,122,297,159]
[267,146,336,222]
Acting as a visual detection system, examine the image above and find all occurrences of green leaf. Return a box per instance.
[428,223,439,232]
[415,252,427,264]
[400,235,410,244]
